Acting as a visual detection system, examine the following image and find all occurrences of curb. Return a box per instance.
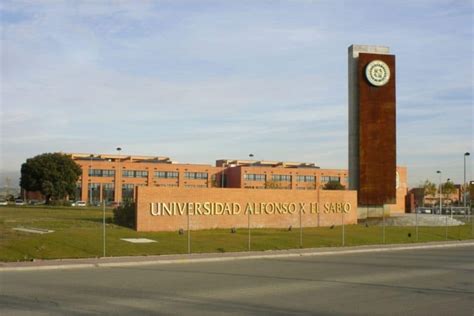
[1,241,473,272]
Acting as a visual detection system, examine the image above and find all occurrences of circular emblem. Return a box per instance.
[365,60,390,86]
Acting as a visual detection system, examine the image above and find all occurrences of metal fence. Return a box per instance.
[0,205,473,261]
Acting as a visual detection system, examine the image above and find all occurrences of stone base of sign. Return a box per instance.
[135,187,358,232]
[357,205,392,219]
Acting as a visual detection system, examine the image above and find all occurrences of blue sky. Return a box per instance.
[1,0,472,188]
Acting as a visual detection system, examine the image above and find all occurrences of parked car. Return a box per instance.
[72,201,87,207]
[15,199,26,206]
[416,207,432,214]
[0,199,8,206]
[28,199,45,205]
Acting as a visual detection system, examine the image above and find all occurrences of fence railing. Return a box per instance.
[0,205,473,262]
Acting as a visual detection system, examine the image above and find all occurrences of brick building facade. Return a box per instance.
[23,153,408,212]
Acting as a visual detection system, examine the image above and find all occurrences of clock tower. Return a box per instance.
[348,45,396,210]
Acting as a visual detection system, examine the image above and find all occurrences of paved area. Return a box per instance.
[1,244,473,315]
[367,214,469,226]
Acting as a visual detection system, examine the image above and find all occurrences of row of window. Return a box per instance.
[244,174,342,183]
[244,174,266,181]
[272,175,291,182]
[184,172,208,179]
[89,169,115,177]
[88,169,344,184]
[321,176,341,183]
[88,169,207,179]
[123,170,148,178]
[296,175,315,182]
[84,182,210,202]
[155,171,179,178]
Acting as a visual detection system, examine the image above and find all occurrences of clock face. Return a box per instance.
[365,60,390,86]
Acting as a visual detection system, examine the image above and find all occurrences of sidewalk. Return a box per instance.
[1,240,473,272]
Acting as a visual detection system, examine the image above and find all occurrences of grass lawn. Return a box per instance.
[0,205,472,262]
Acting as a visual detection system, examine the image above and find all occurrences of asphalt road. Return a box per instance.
[1,245,473,315]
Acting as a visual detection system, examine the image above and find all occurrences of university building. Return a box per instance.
[66,153,407,212]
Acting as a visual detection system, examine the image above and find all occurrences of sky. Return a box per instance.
[0,0,473,188]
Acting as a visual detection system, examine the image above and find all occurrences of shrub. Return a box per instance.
[113,202,136,228]
[323,181,345,190]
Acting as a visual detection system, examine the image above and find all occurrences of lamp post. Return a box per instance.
[248,153,254,251]
[116,147,122,204]
[447,178,452,217]
[437,170,442,215]
[89,154,93,206]
[464,152,470,210]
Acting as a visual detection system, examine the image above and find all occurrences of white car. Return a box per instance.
[0,200,8,206]
[15,199,26,206]
[73,201,87,207]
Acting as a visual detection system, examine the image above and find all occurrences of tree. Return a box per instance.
[323,181,345,190]
[20,153,82,203]
[421,180,437,197]
[441,180,456,201]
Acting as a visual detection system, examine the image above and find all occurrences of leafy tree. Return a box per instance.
[20,153,82,203]
[441,180,456,198]
[323,181,345,190]
[113,202,135,228]
[421,180,437,197]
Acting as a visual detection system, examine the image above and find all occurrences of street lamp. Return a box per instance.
[116,147,122,203]
[464,152,470,210]
[247,153,255,251]
[436,170,442,215]
[89,154,93,205]
[249,153,254,166]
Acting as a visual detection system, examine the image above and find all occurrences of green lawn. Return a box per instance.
[0,205,472,262]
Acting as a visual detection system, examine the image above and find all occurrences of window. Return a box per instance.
[272,174,292,182]
[75,183,82,200]
[184,172,208,179]
[321,176,340,183]
[89,169,115,177]
[296,175,315,182]
[122,170,148,178]
[122,184,134,201]
[155,171,179,179]
[88,183,100,203]
[184,184,207,188]
[102,183,115,202]
[244,174,266,181]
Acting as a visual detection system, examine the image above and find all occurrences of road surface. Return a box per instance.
[1,245,473,315]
